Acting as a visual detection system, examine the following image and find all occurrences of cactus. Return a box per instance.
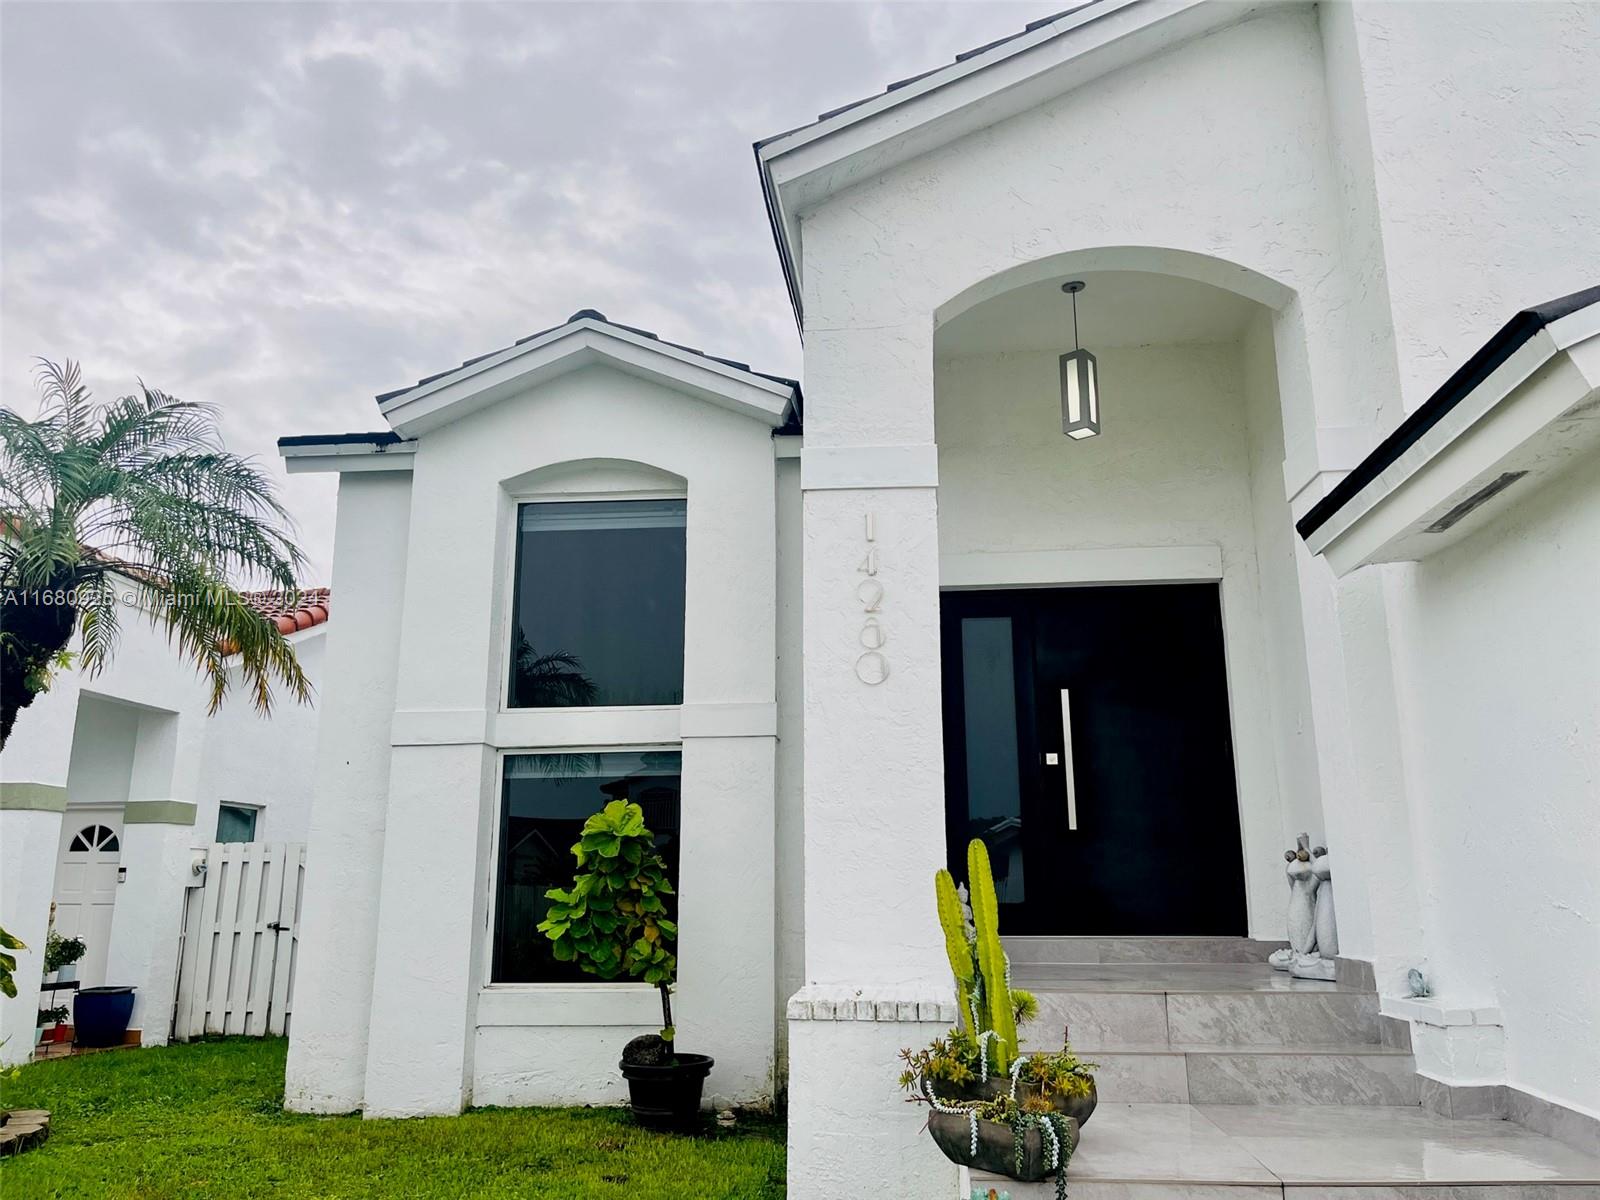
[936,868,977,1035]
[968,838,1018,1072]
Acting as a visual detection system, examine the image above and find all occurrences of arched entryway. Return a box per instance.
[932,259,1324,939]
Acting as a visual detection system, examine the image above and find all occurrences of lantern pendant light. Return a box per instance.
[1059,280,1100,439]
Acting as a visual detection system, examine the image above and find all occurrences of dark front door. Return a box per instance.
[941,584,1247,936]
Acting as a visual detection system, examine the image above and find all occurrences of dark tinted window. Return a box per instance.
[492,751,682,983]
[508,500,686,707]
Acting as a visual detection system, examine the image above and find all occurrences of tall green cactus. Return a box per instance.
[967,838,1018,1072]
[935,868,976,1035]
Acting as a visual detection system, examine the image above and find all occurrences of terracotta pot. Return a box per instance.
[927,1109,1079,1181]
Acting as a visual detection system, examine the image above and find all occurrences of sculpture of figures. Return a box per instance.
[1289,844,1338,980]
[1270,834,1319,971]
[1311,846,1337,959]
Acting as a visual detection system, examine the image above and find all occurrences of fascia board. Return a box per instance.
[378,322,793,438]
[280,441,418,475]
[760,0,1246,221]
[1312,325,1600,574]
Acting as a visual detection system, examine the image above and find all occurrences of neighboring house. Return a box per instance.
[261,1,1600,1195]
[0,585,328,1063]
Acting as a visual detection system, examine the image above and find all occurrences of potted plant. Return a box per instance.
[900,839,1097,1195]
[538,799,712,1130]
[38,1004,70,1044]
[44,930,86,984]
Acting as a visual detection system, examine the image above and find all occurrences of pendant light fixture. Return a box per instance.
[1059,281,1100,440]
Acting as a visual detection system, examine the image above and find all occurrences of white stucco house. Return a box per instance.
[276,1,1599,1195]
[0,585,328,1062]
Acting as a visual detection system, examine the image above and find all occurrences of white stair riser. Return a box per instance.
[1028,990,1382,1050]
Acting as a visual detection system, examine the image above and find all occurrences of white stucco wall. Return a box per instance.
[285,469,412,1113]
[773,452,805,1082]
[934,338,1317,936]
[2,575,325,1054]
[194,631,326,843]
[353,361,781,1117]
[1337,0,1600,415]
[1391,461,1600,1117]
[784,11,1386,1192]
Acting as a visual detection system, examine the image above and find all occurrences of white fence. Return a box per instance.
[173,841,304,1041]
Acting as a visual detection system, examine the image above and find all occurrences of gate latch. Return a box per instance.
[267,922,290,932]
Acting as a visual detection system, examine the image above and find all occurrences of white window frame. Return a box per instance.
[479,744,682,1028]
[496,487,689,718]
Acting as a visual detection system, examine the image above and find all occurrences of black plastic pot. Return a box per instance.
[618,1053,714,1130]
[74,986,135,1048]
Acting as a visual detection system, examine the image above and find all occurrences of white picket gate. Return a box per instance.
[173,841,304,1040]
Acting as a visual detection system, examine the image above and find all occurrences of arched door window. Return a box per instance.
[67,824,120,853]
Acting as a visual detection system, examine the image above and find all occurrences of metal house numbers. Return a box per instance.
[854,512,889,685]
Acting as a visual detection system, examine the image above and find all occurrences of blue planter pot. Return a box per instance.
[74,986,135,1048]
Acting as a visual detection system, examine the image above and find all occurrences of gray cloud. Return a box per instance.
[2,0,1043,579]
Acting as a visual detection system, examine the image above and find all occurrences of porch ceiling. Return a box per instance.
[936,270,1261,357]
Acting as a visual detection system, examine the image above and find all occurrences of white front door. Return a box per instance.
[51,811,124,989]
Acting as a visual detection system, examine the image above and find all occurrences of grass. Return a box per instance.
[0,1037,785,1199]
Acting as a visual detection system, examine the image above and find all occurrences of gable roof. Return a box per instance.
[373,309,801,438]
[755,0,1258,327]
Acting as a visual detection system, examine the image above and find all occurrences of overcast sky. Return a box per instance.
[1,0,1044,582]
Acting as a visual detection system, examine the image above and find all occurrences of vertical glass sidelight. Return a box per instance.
[492,751,682,983]
[959,616,1025,903]
[508,499,687,708]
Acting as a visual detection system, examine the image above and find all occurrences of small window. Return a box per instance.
[493,751,682,983]
[508,499,687,708]
[68,825,119,853]
[216,804,259,843]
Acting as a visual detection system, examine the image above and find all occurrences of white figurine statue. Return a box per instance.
[1289,844,1338,981]
[1270,833,1319,972]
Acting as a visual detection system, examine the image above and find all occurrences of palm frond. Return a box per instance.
[0,359,311,731]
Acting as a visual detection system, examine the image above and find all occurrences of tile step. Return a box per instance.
[1066,1046,1420,1106]
[965,1102,1600,1198]
[1029,986,1382,1050]
[1004,936,1288,966]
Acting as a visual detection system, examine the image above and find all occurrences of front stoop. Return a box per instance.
[964,939,1600,1197]
[0,1109,51,1156]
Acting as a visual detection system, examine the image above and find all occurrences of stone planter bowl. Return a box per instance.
[938,1075,1098,1127]
[927,1110,1079,1181]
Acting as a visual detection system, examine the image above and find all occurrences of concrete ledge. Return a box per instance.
[786,984,957,1024]
[800,444,938,490]
[477,984,661,1028]
[678,701,778,738]
[122,800,197,826]
[0,783,67,812]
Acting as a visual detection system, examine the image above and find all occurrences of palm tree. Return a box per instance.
[0,360,311,748]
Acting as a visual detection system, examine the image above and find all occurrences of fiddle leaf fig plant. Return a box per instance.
[539,800,679,1041]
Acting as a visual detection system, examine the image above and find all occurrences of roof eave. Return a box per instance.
[756,0,1262,331]
[375,319,796,439]
[1300,287,1600,574]
[278,434,419,475]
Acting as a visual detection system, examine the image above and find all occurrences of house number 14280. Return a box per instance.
[854,513,889,685]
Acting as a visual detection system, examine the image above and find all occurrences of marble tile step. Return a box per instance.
[1005,936,1289,965]
[970,1102,1600,1199]
[1012,962,1362,992]
[1029,986,1381,1050]
[1061,1045,1420,1106]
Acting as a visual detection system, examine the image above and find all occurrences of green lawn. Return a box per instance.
[0,1038,785,1199]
